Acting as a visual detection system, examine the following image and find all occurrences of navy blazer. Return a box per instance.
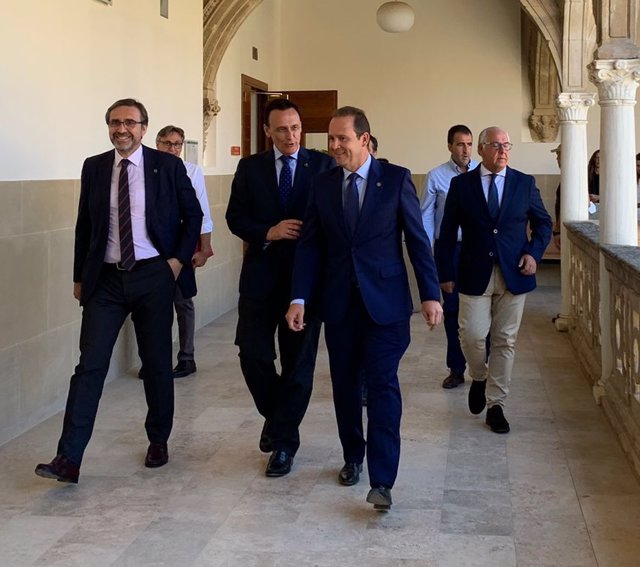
[73,145,203,305]
[225,147,334,300]
[436,165,552,296]
[291,158,441,325]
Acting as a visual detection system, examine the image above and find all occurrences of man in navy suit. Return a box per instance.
[35,98,202,483]
[226,99,334,478]
[436,126,552,434]
[286,106,443,510]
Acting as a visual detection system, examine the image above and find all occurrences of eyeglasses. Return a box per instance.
[108,119,144,129]
[158,140,184,149]
[483,142,513,151]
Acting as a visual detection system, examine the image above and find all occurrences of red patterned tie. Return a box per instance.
[118,159,136,270]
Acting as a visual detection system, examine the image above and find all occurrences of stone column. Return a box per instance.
[554,93,596,332]
[588,58,640,401]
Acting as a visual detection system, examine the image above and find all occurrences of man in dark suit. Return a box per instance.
[436,126,552,434]
[225,98,334,478]
[285,106,443,510]
[35,98,202,483]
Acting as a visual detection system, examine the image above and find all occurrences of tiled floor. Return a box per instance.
[2,267,640,566]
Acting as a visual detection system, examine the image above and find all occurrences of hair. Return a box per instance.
[369,135,379,153]
[263,98,301,126]
[105,98,149,125]
[156,125,185,143]
[478,126,508,145]
[588,149,600,195]
[332,106,370,138]
[447,124,472,145]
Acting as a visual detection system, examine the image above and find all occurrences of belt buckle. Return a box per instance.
[115,262,127,271]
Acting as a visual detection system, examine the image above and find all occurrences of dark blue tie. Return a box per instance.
[279,155,293,209]
[344,172,360,236]
[488,173,500,221]
[118,159,136,270]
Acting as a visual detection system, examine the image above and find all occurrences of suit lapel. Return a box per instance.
[356,158,383,237]
[498,167,514,221]
[143,146,159,213]
[291,147,311,206]
[97,150,115,225]
[264,150,280,206]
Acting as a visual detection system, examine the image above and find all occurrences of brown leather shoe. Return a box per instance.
[35,455,79,484]
[145,442,168,468]
[442,371,464,389]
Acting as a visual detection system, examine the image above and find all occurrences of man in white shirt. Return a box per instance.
[153,125,214,379]
[420,125,477,389]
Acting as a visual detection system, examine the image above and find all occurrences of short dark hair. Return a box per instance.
[447,124,472,145]
[264,98,301,126]
[156,125,185,143]
[105,98,149,125]
[369,135,379,153]
[332,106,370,138]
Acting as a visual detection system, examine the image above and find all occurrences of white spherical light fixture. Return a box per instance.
[376,1,415,33]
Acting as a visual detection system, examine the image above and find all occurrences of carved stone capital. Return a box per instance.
[555,92,596,122]
[528,112,559,142]
[588,59,640,103]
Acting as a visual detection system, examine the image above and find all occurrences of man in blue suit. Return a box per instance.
[286,106,443,510]
[35,98,202,483]
[436,126,552,434]
[226,99,334,478]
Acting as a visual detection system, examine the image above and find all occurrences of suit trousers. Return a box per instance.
[458,265,527,408]
[235,292,321,456]
[58,259,176,465]
[174,285,195,361]
[324,286,410,489]
[434,240,466,374]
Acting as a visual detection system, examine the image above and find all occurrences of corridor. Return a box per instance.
[1,265,639,567]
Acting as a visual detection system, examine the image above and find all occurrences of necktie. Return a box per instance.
[344,172,360,236]
[118,159,136,270]
[279,155,293,208]
[488,173,500,221]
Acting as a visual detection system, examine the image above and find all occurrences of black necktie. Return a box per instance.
[118,159,136,270]
[279,155,293,208]
[344,173,360,236]
[488,173,500,221]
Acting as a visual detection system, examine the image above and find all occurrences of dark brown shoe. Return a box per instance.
[35,455,79,484]
[442,371,465,389]
[145,442,168,468]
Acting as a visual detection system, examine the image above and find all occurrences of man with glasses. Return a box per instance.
[149,125,214,379]
[35,98,202,483]
[436,127,551,433]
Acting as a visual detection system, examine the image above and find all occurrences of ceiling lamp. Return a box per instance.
[376,1,415,33]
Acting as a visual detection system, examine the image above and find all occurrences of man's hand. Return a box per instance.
[73,282,82,301]
[421,300,443,330]
[192,247,214,268]
[167,258,183,280]
[518,253,537,276]
[440,281,455,294]
[285,304,306,332]
[266,219,303,241]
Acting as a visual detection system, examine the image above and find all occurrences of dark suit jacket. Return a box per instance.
[291,158,441,325]
[73,145,203,305]
[436,165,552,296]
[225,147,334,300]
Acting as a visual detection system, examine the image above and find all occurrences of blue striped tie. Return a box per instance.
[118,159,136,270]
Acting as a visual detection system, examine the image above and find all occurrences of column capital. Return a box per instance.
[556,92,596,122]
[588,59,640,103]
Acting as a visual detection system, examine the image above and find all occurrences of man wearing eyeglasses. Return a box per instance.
[35,98,202,483]
[149,125,214,379]
[436,127,551,434]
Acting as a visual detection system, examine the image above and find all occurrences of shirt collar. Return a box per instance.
[448,157,476,175]
[343,154,372,182]
[274,148,299,162]
[480,164,506,178]
[115,145,143,168]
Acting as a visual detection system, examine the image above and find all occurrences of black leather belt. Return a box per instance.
[105,256,162,271]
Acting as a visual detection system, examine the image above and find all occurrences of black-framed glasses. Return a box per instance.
[158,140,184,149]
[483,142,513,151]
[108,119,144,129]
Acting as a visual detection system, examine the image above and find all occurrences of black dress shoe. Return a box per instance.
[485,405,510,434]
[468,379,487,414]
[366,486,392,510]
[265,450,293,477]
[35,455,79,484]
[338,462,363,486]
[442,371,464,389]
[259,420,273,453]
[145,442,169,468]
[173,360,196,379]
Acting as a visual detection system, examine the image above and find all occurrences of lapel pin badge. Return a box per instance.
[376,181,382,187]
